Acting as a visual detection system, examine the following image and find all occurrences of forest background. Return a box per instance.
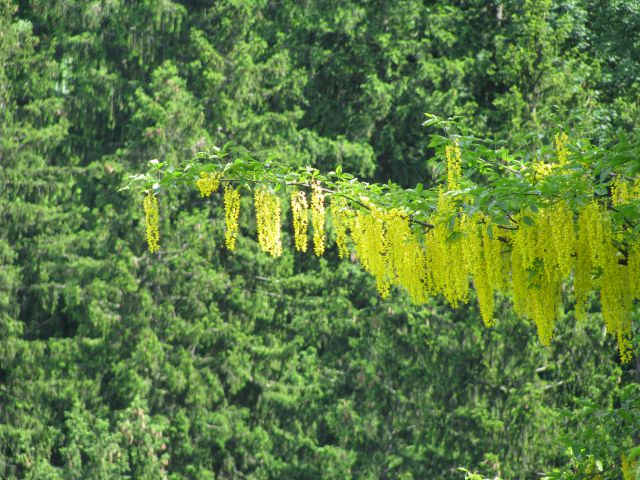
[1,0,640,479]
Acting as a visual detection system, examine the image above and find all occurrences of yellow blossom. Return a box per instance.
[351,207,390,298]
[291,190,309,252]
[143,193,160,253]
[612,175,640,205]
[462,214,498,326]
[510,206,573,346]
[576,200,633,362]
[629,241,640,301]
[384,209,428,304]
[424,191,469,306]
[575,202,601,319]
[195,171,222,197]
[531,160,554,180]
[254,187,282,257]
[224,186,241,250]
[330,196,353,259]
[445,142,462,190]
[311,181,326,256]
[554,132,569,166]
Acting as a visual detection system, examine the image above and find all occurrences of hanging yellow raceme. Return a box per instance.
[510,208,566,346]
[384,209,428,304]
[223,186,241,250]
[351,206,390,298]
[610,176,640,359]
[402,234,429,304]
[195,171,222,197]
[573,200,634,362]
[629,240,640,302]
[601,249,634,364]
[330,196,353,259]
[612,174,640,205]
[424,187,469,307]
[612,177,630,206]
[383,209,407,284]
[462,214,496,327]
[143,192,160,253]
[549,202,576,279]
[599,225,634,364]
[554,131,570,166]
[291,189,309,252]
[445,142,462,189]
[574,201,603,319]
[510,225,528,320]
[254,187,282,257]
[311,181,326,256]
[483,220,510,292]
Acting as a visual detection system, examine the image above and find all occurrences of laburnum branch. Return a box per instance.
[127,145,638,267]
[123,132,640,364]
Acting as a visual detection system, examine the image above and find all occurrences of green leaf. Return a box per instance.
[522,216,534,226]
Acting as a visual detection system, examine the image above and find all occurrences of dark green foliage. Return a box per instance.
[1,0,638,478]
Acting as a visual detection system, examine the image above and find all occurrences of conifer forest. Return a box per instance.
[2,1,640,479]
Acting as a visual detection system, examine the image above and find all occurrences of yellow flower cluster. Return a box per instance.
[384,209,428,304]
[612,176,640,205]
[612,177,629,205]
[330,197,352,259]
[464,221,494,326]
[352,206,390,297]
[610,176,640,359]
[574,201,601,319]
[424,188,469,307]
[425,220,469,307]
[350,205,428,302]
[291,190,309,252]
[573,200,639,361]
[554,131,569,165]
[528,132,572,181]
[461,215,507,326]
[311,181,326,256]
[143,193,160,253]
[195,171,222,197]
[629,242,640,304]
[224,186,241,250]
[445,142,462,189]
[254,187,282,257]
[531,160,554,180]
[510,203,576,345]
[599,235,634,363]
